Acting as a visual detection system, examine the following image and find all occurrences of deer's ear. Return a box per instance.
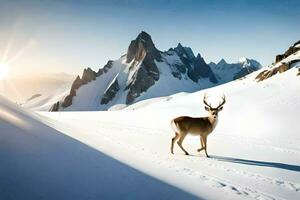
[205,106,210,111]
[218,106,223,111]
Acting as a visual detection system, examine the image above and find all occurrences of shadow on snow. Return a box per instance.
[211,155,300,172]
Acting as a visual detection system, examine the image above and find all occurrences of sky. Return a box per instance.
[0,0,299,77]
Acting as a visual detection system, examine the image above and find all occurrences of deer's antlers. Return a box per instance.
[203,94,212,109]
[217,95,226,109]
[203,94,226,109]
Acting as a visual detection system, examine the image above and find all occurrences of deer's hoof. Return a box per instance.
[185,152,189,156]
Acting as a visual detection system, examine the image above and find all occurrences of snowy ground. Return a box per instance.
[1,57,300,199]
[0,95,199,200]
[36,67,300,200]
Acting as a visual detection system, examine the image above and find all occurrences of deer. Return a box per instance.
[170,94,226,157]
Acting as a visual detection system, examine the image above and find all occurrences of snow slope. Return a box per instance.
[39,63,300,199]
[0,95,198,200]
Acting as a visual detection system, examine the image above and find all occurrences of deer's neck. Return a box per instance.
[208,115,218,131]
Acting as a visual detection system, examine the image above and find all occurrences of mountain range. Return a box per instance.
[41,31,262,111]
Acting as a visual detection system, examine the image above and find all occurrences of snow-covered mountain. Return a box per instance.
[49,31,260,111]
[50,32,216,111]
[209,58,262,82]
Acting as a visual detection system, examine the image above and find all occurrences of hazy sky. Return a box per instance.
[0,0,299,77]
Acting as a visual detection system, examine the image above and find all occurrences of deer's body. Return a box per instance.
[171,116,217,136]
[170,95,225,157]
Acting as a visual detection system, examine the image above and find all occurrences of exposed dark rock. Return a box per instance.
[124,31,162,104]
[62,94,74,108]
[71,75,82,91]
[126,31,162,63]
[275,55,285,63]
[171,63,187,80]
[275,41,300,63]
[51,61,114,111]
[61,75,82,108]
[49,101,60,112]
[170,44,217,83]
[101,79,120,104]
[256,63,290,82]
[81,68,97,84]
[173,43,195,60]
[126,66,156,104]
[97,60,113,76]
[297,68,300,76]
[188,54,218,83]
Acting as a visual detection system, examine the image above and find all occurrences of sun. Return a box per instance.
[0,63,9,79]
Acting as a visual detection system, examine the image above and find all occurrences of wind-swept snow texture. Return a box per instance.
[0,95,198,200]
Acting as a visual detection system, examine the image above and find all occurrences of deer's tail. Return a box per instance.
[171,119,180,133]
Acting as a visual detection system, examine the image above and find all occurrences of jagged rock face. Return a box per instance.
[71,76,82,92]
[190,54,218,83]
[62,95,74,108]
[168,44,217,83]
[81,68,97,84]
[101,79,119,104]
[97,60,113,76]
[61,75,82,108]
[276,40,300,63]
[256,63,290,82]
[126,31,161,63]
[49,101,60,112]
[125,31,162,104]
[126,66,156,104]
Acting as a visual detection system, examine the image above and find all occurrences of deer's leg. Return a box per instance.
[197,136,205,152]
[171,132,179,154]
[177,132,189,155]
[203,136,209,158]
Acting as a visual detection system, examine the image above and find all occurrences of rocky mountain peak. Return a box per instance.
[126,31,161,63]
[217,58,227,66]
[173,43,195,60]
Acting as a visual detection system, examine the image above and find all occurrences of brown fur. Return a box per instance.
[170,95,225,157]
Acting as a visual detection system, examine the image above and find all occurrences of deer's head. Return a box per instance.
[203,94,226,119]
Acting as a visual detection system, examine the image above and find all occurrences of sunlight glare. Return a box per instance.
[0,63,9,79]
